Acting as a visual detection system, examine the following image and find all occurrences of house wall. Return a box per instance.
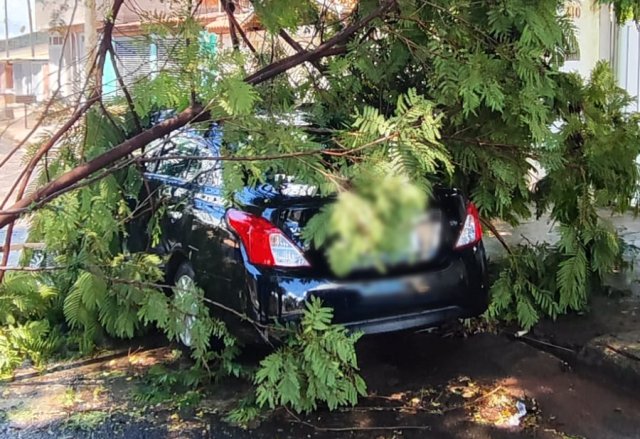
[559,1,640,114]
[11,61,48,98]
[47,30,85,98]
[561,1,606,78]
[616,22,640,112]
[0,63,12,92]
[35,0,85,31]
[36,0,231,30]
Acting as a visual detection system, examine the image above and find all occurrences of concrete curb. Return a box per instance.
[576,331,640,390]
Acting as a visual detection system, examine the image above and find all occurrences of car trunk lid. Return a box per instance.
[252,185,469,279]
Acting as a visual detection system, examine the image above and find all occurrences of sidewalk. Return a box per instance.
[0,106,53,145]
[0,109,54,266]
[0,107,56,203]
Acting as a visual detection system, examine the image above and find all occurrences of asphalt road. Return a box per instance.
[2,134,640,438]
[0,137,22,204]
[1,331,639,439]
[0,137,30,266]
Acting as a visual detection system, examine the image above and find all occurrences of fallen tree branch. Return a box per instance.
[0,265,66,272]
[0,0,125,282]
[0,0,395,230]
[222,0,241,50]
[0,97,98,209]
[284,407,432,432]
[480,217,512,255]
[278,29,326,74]
[0,223,15,277]
[222,0,257,54]
[245,0,394,85]
[0,105,206,227]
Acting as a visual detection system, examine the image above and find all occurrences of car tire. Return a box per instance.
[172,261,200,348]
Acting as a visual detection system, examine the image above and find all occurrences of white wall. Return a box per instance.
[616,22,640,111]
[561,1,605,78]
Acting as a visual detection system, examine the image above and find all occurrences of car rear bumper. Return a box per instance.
[262,243,488,334]
[342,305,473,334]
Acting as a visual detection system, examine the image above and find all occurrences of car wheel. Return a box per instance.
[172,262,199,348]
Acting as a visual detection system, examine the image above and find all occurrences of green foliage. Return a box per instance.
[254,298,366,413]
[0,272,57,325]
[602,0,640,22]
[4,0,640,415]
[2,98,238,373]
[252,0,318,32]
[489,63,639,329]
[63,410,110,432]
[132,362,206,410]
[225,395,262,428]
[0,320,63,375]
[302,89,451,274]
[219,76,261,116]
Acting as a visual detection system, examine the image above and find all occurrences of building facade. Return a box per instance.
[34,0,254,99]
[560,0,640,112]
[0,32,49,111]
[7,1,640,111]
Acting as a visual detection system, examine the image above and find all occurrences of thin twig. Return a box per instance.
[137,132,397,164]
[605,344,640,362]
[480,217,512,255]
[99,101,127,140]
[0,222,15,279]
[222,0,257,54]
[107,43,143,133]
[0,265,66,272]
[284,407,432,432]
[278,29,326,74]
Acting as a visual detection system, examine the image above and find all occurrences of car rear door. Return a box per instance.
[180,127,253,318]
[142,131,199,252]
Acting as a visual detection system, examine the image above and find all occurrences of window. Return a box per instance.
[144,124,224,185]
[156,137,197,178]
[184,140,222,187]
[565,47,580,62]
[182,125,224,186]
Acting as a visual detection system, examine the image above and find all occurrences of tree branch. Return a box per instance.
[107,43,143,132]
[222,0,256,54]
[480,217,512,255]
[0,0,125,281]
[0,0,395,231]
[278,29,326,74]
[245,0,394,85]
[0,105,206,228]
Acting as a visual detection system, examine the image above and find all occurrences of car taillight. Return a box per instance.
[454,202,483,249]
[226,209,310,268]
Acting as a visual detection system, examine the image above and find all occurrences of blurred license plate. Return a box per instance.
[352,210,443,270]
[409,211,442,261]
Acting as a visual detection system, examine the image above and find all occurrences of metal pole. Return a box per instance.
[27,0,34,58]
[85,0,97,82]
[3,0,8,117]
[4,0,8,59]
[27,0,34,97]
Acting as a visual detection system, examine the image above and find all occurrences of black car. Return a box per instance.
[131,122,489,346]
